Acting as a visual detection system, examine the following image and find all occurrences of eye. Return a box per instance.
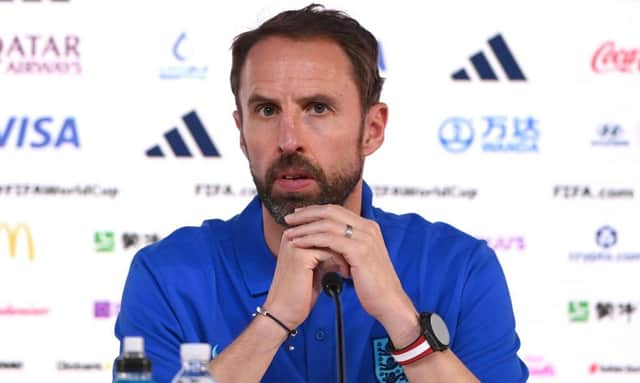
[310,102,329,114]
[257,104,277,117]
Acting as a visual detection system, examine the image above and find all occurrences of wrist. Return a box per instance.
[262,300,302,329]
[377,298,421,349]
[253,306,298,338]
[249,313,289,352]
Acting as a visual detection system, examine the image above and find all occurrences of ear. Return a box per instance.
[233,110,248,158]
[361,102,387,156]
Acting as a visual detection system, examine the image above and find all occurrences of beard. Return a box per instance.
[250,151,363,227]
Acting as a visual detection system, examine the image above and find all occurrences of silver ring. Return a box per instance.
[344,224,353,239]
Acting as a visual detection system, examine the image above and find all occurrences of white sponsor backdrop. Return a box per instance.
[1,0,639,382]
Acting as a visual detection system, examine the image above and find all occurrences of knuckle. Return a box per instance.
[317,249,333,261]
[366,221,381,235]
[319,233,331,246]
[320,220,333,231]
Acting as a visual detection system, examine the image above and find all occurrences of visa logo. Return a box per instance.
[0,116,80,148]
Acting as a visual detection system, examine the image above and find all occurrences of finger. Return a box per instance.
[292,238,351,279]
[302,247,336,264]
[285,204,359,226]
[291,232,359,266]
[319,252,351,278]
[284,240,337,270]
[311,268,324,303]
[284,218,346,241]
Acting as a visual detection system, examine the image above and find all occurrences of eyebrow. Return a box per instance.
[247,93,277,107]
[246,93,339,109]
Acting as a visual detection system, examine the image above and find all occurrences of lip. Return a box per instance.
[272,168,315,193]
[273,177,315,192]
[274,167,311,179]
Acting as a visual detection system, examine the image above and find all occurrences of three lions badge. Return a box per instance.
[372,337,408,383]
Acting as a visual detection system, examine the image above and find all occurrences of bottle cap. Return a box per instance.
[180,343,212,362]
[123,336,144,354]
[117,337,151,373]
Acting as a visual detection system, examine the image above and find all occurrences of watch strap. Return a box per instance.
[389,334,433,366]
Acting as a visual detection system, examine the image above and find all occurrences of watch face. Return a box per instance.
[430,314,450,346]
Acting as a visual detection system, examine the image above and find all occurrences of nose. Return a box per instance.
[278,110,304,154]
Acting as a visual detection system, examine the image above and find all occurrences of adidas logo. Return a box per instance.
[452,33,526,81]
[146,110,221,158]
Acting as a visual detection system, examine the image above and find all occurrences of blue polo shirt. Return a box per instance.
[115,183,528,382]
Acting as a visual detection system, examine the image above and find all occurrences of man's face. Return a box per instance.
[235,36,365,226]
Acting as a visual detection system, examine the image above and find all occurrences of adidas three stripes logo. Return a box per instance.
[146,110,221,158]
[452,34,526,81]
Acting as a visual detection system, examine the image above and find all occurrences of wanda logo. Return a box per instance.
[591,41,640,73]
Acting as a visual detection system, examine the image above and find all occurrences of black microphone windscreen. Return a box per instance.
[322,272,343,296]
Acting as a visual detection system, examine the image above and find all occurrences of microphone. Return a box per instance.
[322,272,345,383]
[322,271,343,296]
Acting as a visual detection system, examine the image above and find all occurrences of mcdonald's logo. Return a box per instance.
[0,223,34,260]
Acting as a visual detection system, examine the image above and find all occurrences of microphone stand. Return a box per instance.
[322,272,345,383]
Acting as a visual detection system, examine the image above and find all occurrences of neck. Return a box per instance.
[262,180,364,255]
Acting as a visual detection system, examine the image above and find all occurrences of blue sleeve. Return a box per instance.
[453,243,529,382]
[114,248,182,383]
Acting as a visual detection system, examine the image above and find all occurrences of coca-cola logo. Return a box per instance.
[592,41,640,73]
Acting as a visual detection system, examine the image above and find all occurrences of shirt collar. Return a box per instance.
[360,181,375,220]
[231,196,276,297]
[232,181,375,297]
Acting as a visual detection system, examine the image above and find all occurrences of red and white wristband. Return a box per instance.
[389,335,433,366]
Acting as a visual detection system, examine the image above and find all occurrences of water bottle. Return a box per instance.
[115,336,155,382]
[170,343,217,383]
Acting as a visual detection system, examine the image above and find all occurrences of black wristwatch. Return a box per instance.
[388,312,450,366]
[419,312,450,351]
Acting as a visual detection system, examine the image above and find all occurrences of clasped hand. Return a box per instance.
[262,204,411,330]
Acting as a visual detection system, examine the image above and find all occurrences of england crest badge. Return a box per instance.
[372,337,408,383]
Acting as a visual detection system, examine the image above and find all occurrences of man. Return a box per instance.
[115,4,528,382]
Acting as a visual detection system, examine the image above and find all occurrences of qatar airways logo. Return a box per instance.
[0,34,81,75]
[591,41,640,74]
